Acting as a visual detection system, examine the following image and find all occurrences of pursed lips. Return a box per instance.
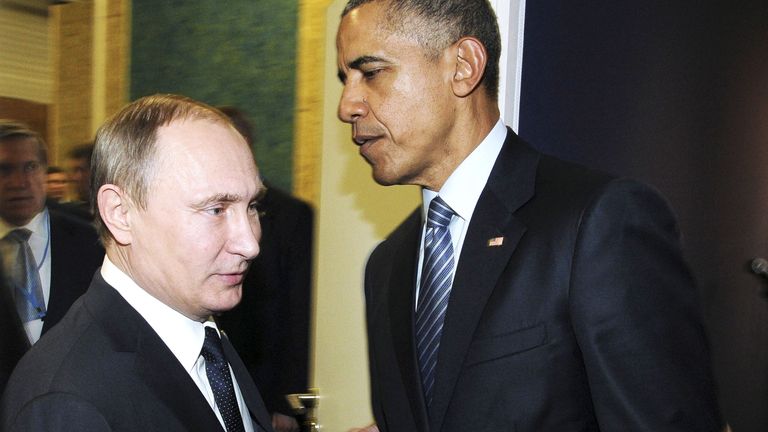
[217,271,247,285]
[352,126,383,161]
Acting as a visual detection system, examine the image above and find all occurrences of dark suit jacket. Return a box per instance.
[0,208,103,394]
[364,130,722,431]
[219,184,313,417]
[46,209,105,332]
[0,273,275,432]
[0,266,26,397]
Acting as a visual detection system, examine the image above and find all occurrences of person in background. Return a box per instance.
[0,95,274,431]
[337,1,722,431]
[59,142,94,220]
[0,120,103,395]
[218,106,313,432]
[45,166,69,204]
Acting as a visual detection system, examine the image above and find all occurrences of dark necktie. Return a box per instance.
[415,196,455,406]
[201,326,246,432]
[3,228,46,322]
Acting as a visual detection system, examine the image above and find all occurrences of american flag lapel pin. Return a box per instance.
[487,236,504,247]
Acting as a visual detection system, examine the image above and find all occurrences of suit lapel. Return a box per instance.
[429,130,539,431]
[222,333,274,431]
[386,210,431,431]
[135,336,226,431]
[87,275,225,431]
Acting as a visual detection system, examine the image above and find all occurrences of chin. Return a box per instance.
[371,170,401,186]
[209,288,243,314]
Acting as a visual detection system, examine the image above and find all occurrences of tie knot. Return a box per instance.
[5,228,32,244]
[427,196,453,228]
[201,326,226,364]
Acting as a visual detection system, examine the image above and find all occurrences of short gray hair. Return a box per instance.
[91,94,235,243]
[0,119,48,165]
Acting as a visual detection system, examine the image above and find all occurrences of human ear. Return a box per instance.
[97,184,132,245]
[451,37,488,97]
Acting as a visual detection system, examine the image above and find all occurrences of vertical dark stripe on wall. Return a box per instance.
[518,1,768,430]
[130,0,299,191]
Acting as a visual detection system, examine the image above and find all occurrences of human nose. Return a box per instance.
[338,84,368,124]
[230,211,261,260]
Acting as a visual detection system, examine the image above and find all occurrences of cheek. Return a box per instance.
[377,91,416,137]
[33,176,46,190]
[179,228,227,266]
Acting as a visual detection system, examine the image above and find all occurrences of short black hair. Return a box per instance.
[342,0,501,100]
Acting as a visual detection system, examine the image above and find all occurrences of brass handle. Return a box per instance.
[286,388,320,432]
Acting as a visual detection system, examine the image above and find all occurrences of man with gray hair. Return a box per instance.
[0,120,102,394]
[1,95,274,432]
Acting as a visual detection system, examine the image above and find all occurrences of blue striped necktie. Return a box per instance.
[202,326,246,432]
[415,196,455,406]
[4,229,46,322]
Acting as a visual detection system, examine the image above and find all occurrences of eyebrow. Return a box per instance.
[254,185,267,203]
[337,55,387,82]
[194,181,268,208]
[193,193,245,209]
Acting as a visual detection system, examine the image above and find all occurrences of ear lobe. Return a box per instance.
[97,184,133,245]
[451,37,488,97]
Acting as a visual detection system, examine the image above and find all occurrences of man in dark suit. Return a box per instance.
[217,106,313,432]
[0,120,103,394]
[1,95,274,431]
[337,1,722,431]
[0,266,25,395]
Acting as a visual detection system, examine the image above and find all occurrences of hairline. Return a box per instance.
[341,0,500,100]
[92,94,237,245]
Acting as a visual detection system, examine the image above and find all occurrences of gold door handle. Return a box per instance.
[286,388,320,432]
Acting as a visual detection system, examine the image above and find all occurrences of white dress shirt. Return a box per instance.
[101,256,254,431]
[416,119,507,308]
[0,209,51,343]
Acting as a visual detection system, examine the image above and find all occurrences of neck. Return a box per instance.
[423,101,500,191]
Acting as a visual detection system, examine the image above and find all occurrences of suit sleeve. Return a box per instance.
[6,393,112,431]
[569,179,722,431]
[364,246,387,432]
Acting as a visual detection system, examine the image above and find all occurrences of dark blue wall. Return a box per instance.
[518,1,768,430]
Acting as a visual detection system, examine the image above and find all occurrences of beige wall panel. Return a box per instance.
[0,3,51,104]
[310,0,420,429]
[50,0,93,161]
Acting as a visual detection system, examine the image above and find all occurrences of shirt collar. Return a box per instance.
[422,119,507,221]
[0,208,47,240]
[101,255,213,374]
